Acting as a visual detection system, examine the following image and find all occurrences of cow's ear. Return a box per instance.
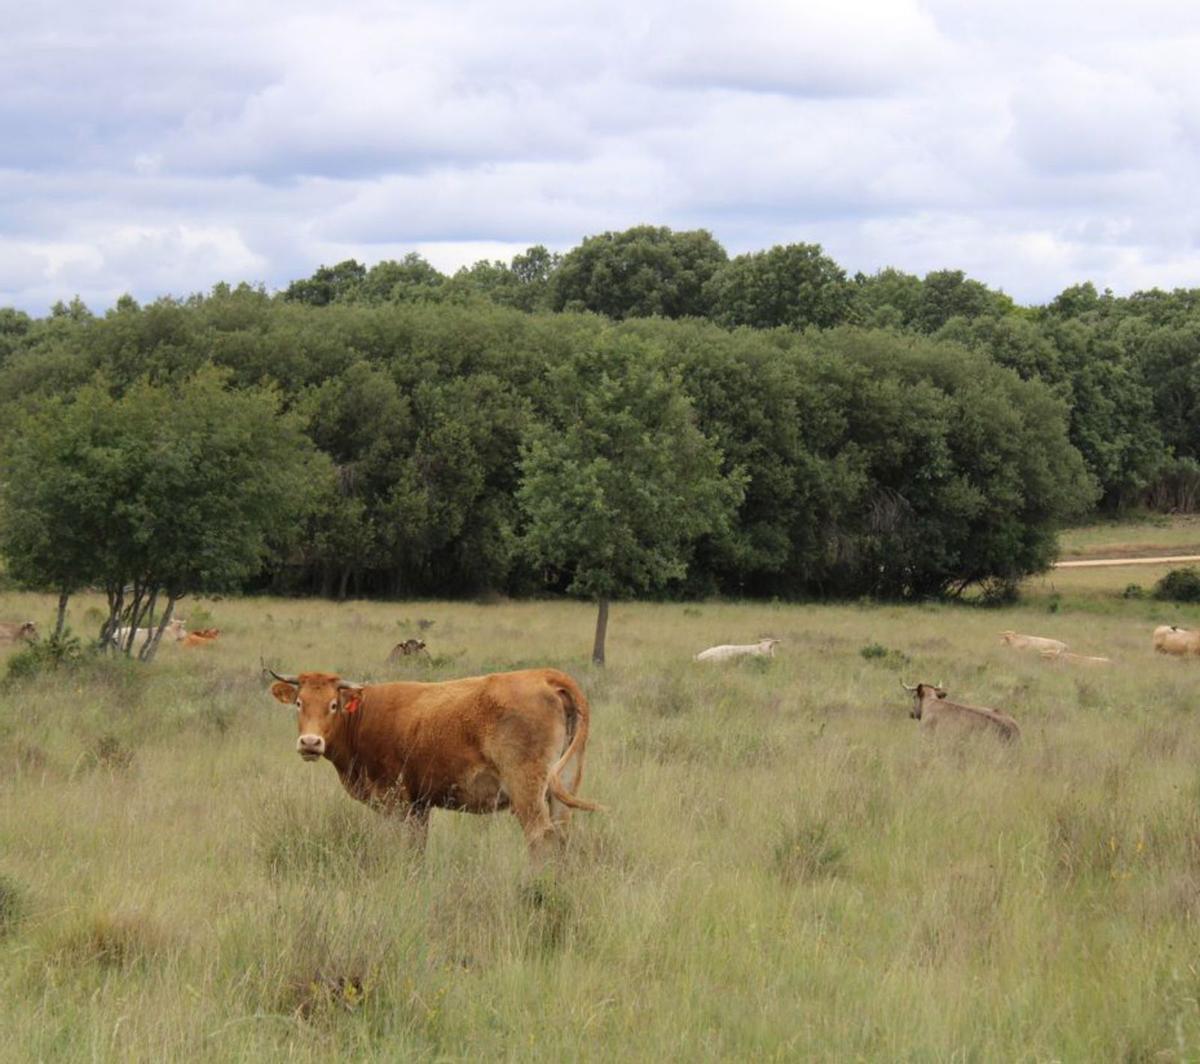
[270,681,298,704]
[339,688,363,714]
[935,688,948,699]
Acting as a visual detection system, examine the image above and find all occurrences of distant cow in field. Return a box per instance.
[114,617,187,650]
[1040,648,1112,666]
[181,628,220,648]
[901,681,1021,742]
[0,621,38,645]
[1153,625,1200,657]
[387,638,428,662]
[266,666,601,860]
[695,638,780,662]
[1000,630,1068,653]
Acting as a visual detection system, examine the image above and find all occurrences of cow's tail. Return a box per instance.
[548,674,605,812]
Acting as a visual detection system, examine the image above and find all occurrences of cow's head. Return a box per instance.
[268,670,365,760]
[19,621,38,642]
[901,680,945,719]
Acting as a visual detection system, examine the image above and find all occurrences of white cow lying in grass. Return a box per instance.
[1040,648,1112,666]
[999,630,1067,653]
[113,617,188,649]
[694,638,780,662]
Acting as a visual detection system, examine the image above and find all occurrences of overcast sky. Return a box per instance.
[3,0,1199,314]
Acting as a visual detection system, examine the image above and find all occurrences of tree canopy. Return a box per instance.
[0,366,323,656]
[518,333,744,661]
[6,220,1196,618]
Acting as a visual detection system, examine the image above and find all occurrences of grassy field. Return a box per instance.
[1057,514,1200,559]
[3,573,1200,1060]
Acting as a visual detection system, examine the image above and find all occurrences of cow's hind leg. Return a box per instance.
[507,770,563,864]
[548,753,582,836]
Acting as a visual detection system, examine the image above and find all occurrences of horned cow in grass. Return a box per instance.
[266,667,601,861]
[901,681,1021,742]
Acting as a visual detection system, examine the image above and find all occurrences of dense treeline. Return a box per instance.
[2,223,1197,604]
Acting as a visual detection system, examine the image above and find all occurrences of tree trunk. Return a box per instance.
[53,588,69,641]
[128,586,156,657]
[141,595,178,663]
[101,585,125,652]
[591,598,609,667]
[338,566,351,602]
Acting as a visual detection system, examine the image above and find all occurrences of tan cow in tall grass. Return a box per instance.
[114,617,187,650]
[1039,648,1112,666]
[901,682,1021,741]
[387,638,428,662]
[695,638,780,662]
[1153,625,1200,656]
[1000,631,1067,653]
[267,667,601,860]
[0,621,38,645]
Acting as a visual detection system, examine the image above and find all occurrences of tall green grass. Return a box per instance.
[2,589,1200,1059]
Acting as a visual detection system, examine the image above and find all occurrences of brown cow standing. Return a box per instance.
[902,681,1021,741]
[267,668,601,860]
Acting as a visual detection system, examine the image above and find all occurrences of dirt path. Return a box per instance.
[1054,554,1200,569]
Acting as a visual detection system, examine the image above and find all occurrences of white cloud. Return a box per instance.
[1009,58,1179,175]
[2,0,1200,312]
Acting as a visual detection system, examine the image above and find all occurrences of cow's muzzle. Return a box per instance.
[297,734,325,760]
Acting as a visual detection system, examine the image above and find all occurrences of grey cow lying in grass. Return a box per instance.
[901,681,1021,742]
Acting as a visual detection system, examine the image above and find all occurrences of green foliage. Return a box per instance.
[550,225,728,320]
[282,259,369,306]
[4,629,83,682]
[859,642,910,665]
[706,242,854,330]
[518,333,745,602]
[915,269,1013,332]
[9,223,1200,602]
[1153,567,1200,603]
[0,366,325,655]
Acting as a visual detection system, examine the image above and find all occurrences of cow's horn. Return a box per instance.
[900,680,918,692]
[266,667,299,685]
[336,680,365,691]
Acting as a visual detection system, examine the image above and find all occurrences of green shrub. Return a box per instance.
[859,643,911,666]
[978,578,1020,607]
[1153,567,1200,603]
[4,629,83,681]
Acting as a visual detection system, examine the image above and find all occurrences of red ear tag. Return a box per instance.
[345,695,362,714]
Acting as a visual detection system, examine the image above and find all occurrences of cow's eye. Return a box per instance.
[329,700,338,713]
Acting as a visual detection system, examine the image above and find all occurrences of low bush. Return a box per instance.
[4,629,83,681]
[1153,567,1200,603]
